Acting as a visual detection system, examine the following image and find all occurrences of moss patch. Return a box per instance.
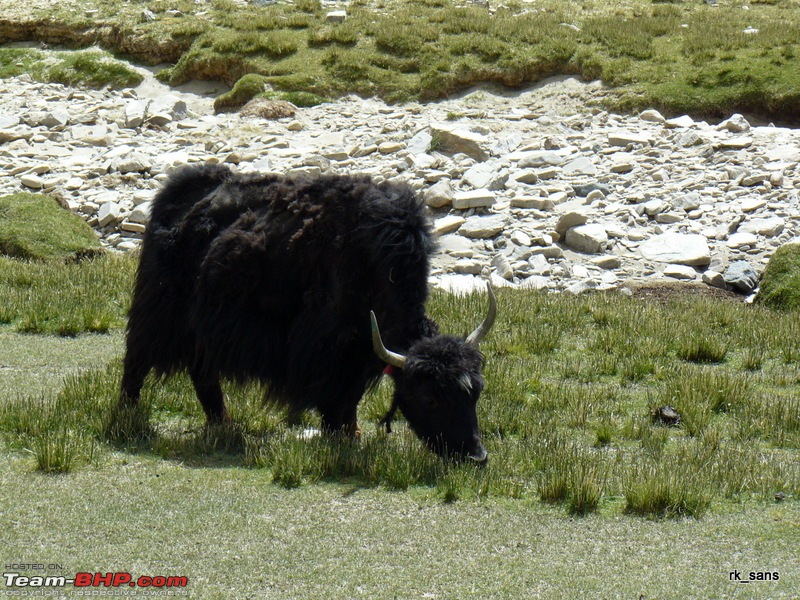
[756,243,800,311]
[0,193,101,261]
[213,73,269,113]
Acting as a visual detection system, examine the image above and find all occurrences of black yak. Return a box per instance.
[119,164,496,461]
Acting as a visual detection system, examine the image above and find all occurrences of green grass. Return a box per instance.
[0,47,142,89]
[1,270,799,518]
[757,243,800,311]
[0,254,135,335]
[1,259,800,595]
[0,193,102,261]
[8,0,800,118]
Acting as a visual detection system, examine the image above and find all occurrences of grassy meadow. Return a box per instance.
[2,0,799,118]
[1,254,800,595]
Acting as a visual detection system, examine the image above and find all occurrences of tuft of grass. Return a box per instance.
[213,73,269,113]
[756,243,800,311]
[624,460,711,519]
[0,193,102,261]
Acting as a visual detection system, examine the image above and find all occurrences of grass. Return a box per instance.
[4,0,800,118]
[0,46,142,89]
[0,193,102,261]
[757,243,800,311]
[1,257,799,595]
[1,258,799,519]
[0,254,135,336]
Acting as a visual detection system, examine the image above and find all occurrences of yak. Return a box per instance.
[119,163,496,462]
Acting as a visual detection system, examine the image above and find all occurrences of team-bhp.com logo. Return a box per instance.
[4,572,188,590]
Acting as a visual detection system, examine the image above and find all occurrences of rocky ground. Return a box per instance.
[1,67,799,296]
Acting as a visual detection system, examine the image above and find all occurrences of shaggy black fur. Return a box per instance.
[120,164,488,460]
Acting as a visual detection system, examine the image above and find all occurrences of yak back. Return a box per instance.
[127,164,436,411]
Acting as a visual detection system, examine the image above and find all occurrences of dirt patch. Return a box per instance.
[626,281,746,304]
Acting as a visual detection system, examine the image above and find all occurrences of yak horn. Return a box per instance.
[466,282,497,347]
[370,311,407,369]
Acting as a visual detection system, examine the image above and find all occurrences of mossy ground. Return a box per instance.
[757,243,800,311]
[3,0,800,119]
[0,192,102,260]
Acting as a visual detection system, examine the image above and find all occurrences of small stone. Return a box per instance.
[128,202,152,224]
[592,255,621,269]
[639,233,711,266]
[459,214,506,239]
[20,173,44,189]
[555,211,588,235]
[666,115,695,128]
[452,189,495,210]
[510,230,532,246]
[491,253,514,280]
[120,221,147,234]
[724,261,759,293]
[740,217,784,237]
[517,151,564,168]
[562,156,597,176]
[608,131,651,147]
[702,270,726,289]
[564,224,608,254]
[97,201,122,227]
[423,180,454,208]
[453,259,483,275]
[433,215,465,236]
[664,264,697,280]
[430,124,488,162]
[639,109,666,124]
[726,232,759,248]
[326,10,347,22]
[378,141,404,154]
[511,197,553,210]
[719,114,751,133]
[741,197,767,212]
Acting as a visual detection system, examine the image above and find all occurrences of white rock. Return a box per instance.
[128,202,152,224]
[326,10,347,22]
[608,131,651,147]
[665,115,695,128]
[639,233,711,266]
[424,180,454,208]
[555,211,588,235]
[430,124,488,162]
[741,197,767,212]
[726,232,759,248]
[739,217,784,237]
[98,202,122,227]
[564,224,608,254]
[639,109,666,124]
[511,197,553,210]
[702,270,727,289]
[20,173,44,189]
[516,151,565,168]
[433,215,465,236]
[459,215,507,239]
[562,156,597,176]
[664,264,697,280]
[452,189,495,209]
[491,253,514,280]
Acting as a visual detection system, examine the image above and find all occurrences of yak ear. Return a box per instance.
[458,373,473,393]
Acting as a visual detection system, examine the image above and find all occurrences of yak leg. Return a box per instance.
[189,369,230,424]
[319,379,365,438]
[119,347,151,408]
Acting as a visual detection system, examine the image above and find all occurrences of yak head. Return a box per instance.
[371,284,496,463]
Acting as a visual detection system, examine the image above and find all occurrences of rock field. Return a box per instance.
[1,69,799,296]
